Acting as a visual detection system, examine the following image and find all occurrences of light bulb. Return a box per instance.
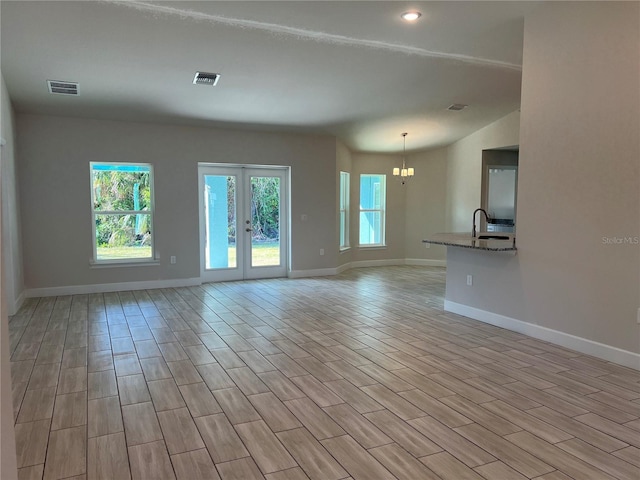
[401,11,422,22]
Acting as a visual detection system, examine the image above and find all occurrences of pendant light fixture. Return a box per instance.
[393,132,414,185]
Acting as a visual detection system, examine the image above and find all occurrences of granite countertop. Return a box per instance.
[423,233,517,252]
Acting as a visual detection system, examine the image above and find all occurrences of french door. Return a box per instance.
[199,165,288,282]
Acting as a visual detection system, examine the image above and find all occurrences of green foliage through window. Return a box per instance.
[91,163,154,261]
[250,176,280,241]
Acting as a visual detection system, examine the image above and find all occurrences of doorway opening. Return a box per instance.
[481,148,519,233]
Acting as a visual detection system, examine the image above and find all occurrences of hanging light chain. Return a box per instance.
[394,132,414,182]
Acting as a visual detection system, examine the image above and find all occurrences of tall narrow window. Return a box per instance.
[339,171,350,250]
[359,174,386,246]
[91,163,154,262]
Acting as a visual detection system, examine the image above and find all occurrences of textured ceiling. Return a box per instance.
[1,1,539,152]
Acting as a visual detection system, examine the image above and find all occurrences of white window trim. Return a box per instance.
[90,162,156,265]
[339,171,350,250]
[89,259,160,268]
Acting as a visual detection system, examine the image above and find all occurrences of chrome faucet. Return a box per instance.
[472,208,491,238]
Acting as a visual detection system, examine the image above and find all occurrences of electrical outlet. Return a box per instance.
[170,256,176,264]
[466,274,473,286]
[320,248,325,256]
[425,243,430,249]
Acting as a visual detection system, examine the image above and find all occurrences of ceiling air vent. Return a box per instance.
[447,103,468,111]
[193,72,220,86]
[47,80,79,95]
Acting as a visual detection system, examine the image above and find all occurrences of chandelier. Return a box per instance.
[393,132,414,185]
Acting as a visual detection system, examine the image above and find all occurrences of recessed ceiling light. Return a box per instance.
[401,11,422,22]
[448,104,468,111]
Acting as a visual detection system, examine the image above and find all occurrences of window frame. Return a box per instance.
[339,171,350,251]
[358,173,386,247]
[90,162,156,265]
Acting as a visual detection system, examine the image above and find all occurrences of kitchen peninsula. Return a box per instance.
[423,233,517,252]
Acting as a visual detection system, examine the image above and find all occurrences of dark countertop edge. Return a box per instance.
[422,233,517,252]
[422,239,517,252]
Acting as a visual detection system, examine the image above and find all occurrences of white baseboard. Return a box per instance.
[288,267,340,278]
[336,263,351,275]
[405,258,447,267]
[350,259,406,268]
[7,290,26,316]
[25,277,202,298]
[22,260,445,300]
[290,259,445,278]
[445,300,640,370]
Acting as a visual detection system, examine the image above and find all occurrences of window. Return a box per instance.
[359,174,386,246]
[339,171,350,250]
[91,163,154,262]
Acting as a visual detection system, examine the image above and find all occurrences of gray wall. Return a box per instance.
[1,75,23,313]
[335,140,353,267]
[404,147,448,262]
[0,73,19,479]
[445,111,521,232]
[337,144,448,267]
[15,114,451,291]
[17,114,338,289]
[446,1,640,354]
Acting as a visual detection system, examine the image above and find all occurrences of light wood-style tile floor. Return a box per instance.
[9,266,640,480]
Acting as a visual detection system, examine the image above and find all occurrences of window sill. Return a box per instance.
[358,245,387,250]
[90,260,161,269]
[339,247,351,253]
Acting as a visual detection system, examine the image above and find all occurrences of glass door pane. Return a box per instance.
[200,165,287,282]
[249,176,281,267]
[203,174,237,269]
